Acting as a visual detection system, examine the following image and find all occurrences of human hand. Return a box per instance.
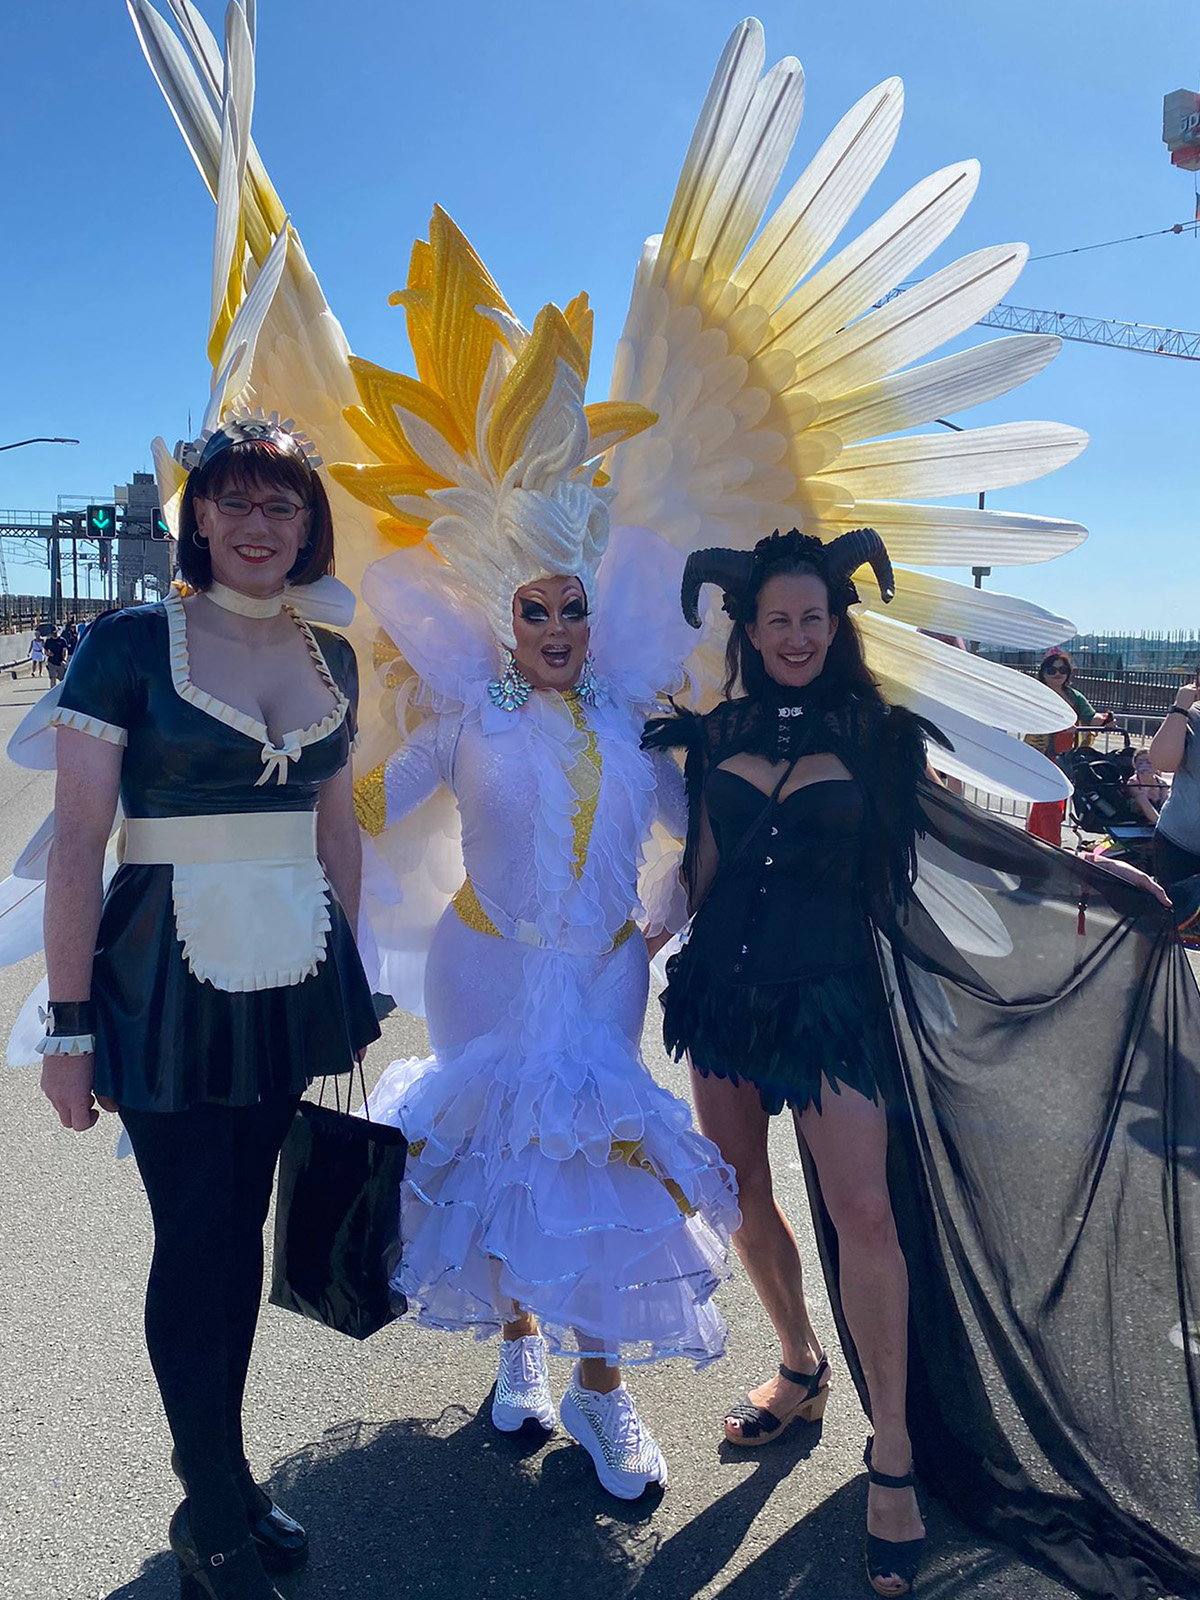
[1174,685,1198,713]
[644,928,673,960]
[1083,853,1171,907]
[40,1054,117,1130]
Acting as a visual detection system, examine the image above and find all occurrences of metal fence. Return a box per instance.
[0,595,108,633]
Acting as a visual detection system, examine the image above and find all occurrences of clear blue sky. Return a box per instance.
[2,0,1197,629]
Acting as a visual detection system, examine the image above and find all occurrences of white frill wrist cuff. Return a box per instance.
[36,1033,95,1057]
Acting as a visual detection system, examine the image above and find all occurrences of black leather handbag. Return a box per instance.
[269,1070,408,1340]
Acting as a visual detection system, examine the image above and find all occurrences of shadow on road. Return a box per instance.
[104,1400,1040,1600]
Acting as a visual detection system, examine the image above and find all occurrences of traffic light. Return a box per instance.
[87,503,116,575]
[149,507,169,540]
[86,504,116,540]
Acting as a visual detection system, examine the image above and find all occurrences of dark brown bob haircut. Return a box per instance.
[177,438,335,590]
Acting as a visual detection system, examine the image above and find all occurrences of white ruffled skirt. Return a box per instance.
[368,910,740,1366]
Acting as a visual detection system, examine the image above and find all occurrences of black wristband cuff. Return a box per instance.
[1169,707,1190,717]
[44,1001,95,1036]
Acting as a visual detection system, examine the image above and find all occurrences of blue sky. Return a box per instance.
[2,0,1197,629]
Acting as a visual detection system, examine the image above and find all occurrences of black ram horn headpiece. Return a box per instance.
[823,527,895,603]
[681,547,756,629]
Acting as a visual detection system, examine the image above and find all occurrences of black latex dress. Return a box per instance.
[56,603,379,1112]
[645,680,1200,1600]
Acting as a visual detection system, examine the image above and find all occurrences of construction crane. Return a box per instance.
[979,302,1200,360]
[874,288,1200,360]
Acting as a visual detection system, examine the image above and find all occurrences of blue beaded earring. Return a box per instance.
[575,651,601,708]
[488,650,532,712]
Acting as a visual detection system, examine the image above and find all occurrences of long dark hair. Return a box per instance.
[178,439,335,589]
[723,536,883,706]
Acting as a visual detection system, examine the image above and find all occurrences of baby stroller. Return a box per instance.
[1057,729,1155,873]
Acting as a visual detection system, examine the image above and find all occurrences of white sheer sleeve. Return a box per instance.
[640,750,690,940]
[648,749,689,838]
[383,716,457,826]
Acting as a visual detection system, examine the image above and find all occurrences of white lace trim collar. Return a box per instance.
[163,590,349,783]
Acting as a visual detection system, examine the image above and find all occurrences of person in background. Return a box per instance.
[29,634,45,678]
[1024,650,1115,848]
[1147,672,1200,889]
[62,618,80,653]
[43,630,70,688]
[1129,749,1166,827]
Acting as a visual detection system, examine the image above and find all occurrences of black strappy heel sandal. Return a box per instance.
[724,1355,831,1447]
[863,1438,925,1596]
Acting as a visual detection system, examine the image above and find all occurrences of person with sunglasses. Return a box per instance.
[1024,650,1114,847]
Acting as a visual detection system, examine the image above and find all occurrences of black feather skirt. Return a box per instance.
[661,940,894,1117]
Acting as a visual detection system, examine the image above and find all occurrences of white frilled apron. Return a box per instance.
[121,811,331,992]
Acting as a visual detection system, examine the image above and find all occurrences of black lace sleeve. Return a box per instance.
[642,703,712,899]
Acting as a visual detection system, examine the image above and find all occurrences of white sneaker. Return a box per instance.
[560,1373,669,1500]
[491,1335,556,1434]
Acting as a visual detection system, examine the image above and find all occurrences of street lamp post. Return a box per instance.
[933,418,988,588]
[0,437,80,453]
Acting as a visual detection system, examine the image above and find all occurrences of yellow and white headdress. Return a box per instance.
[329,209,656,650]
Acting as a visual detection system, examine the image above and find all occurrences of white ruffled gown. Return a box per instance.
[361,530,740,1366]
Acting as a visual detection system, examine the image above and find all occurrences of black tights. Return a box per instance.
[121,1094,300,1556]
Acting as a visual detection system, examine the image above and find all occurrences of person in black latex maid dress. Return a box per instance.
[35,417,379,1600]
[645,528,1200,1600]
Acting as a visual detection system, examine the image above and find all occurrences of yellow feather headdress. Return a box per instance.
[330,207,656,649]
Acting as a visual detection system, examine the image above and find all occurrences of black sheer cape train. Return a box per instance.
[646,688,1200,1600]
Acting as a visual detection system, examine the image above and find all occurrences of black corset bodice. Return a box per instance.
[692,768,873,984]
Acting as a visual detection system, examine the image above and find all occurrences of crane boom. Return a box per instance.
[872,287,1200,360]
[979,302,1200,360]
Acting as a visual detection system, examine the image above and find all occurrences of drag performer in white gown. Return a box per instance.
[334,247,740,1498]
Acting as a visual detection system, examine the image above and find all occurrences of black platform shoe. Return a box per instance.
[168,1501,285,1600]
[863,1438,925,1596]
[171,1450,309,1573]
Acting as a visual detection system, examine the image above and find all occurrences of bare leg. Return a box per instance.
[502,1306,539,1341]
[690,1065,825,1438]
[576,1330,621,1395]
[798,1085,923,1592]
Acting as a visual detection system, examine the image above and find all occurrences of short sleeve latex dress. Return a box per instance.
[646,681,1200,1600]
[357,532,739,1368]
[41,594,379,1111]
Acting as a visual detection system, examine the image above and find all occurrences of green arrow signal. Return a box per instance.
[92,511,111,533]
[155,516,168,535]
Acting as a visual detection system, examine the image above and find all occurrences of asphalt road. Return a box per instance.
[0,663,1087,1600]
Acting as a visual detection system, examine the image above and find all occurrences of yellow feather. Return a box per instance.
[428,207,514,441]
[327,461,445,519]
[349,357,466,460]
[487,305,588,477]
[583,401,658,455]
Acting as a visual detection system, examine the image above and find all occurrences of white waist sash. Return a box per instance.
[121,812,331,993]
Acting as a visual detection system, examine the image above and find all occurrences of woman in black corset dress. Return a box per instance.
[37,418,379,1600]
[646,529,1200,1600]
[647,529,930,1595]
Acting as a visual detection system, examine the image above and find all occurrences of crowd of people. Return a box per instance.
[27,616,81,687]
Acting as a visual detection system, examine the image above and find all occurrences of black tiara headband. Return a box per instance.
[680,527,895,629]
